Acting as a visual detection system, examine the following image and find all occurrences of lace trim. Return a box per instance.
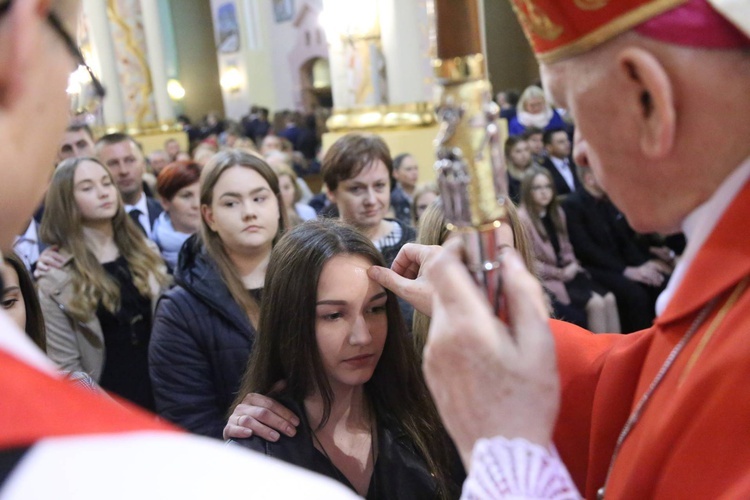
[462,437,581,500]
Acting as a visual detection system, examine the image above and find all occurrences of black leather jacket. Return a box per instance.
[231,395,463,499]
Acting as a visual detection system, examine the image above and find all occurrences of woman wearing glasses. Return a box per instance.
[518,167,620,332]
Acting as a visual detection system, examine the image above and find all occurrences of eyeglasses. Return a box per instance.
[0,2,106,118]
[531,184,553,191]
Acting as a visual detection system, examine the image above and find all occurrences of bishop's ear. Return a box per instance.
[616,47,676,160]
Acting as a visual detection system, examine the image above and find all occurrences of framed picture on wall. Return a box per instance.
[217,2,241,53]
[273,0,295,23]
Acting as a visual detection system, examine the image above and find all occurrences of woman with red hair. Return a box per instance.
[153,161,202,271]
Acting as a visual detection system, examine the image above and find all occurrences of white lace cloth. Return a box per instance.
[461,437,581,500]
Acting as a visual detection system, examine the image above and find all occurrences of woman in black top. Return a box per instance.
[38,158,168,409]
[231,220,462,499]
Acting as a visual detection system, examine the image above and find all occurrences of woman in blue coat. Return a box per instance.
[149,150,288,438]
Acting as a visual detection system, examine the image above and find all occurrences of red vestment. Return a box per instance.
[0,350,174,449]
[550,179,750,498]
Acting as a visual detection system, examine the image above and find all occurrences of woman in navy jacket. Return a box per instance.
[149,151,288,438]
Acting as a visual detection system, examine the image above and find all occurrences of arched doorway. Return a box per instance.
[300,57,332,112]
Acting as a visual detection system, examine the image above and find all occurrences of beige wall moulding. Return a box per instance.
[326,102,437,131]
[94,120,184,137]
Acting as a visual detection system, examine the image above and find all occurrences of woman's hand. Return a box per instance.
[33,246,66,279]
[223,391,300,441]
[367,243,442,316]
[421,239,560,468]
[561,261,580,282]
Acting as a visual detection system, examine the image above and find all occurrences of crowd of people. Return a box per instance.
[497,97,680,332]
[2,0,749,498]
[6,91,679,492]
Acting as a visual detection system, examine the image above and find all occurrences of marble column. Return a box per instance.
[104,0,158,131]
[379,0,434,105]
[82,0,126,128]
[139,0,175,127]
[322,0,388,109]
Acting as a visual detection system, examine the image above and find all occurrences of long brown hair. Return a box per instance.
[234,219,454,498]
[39,157,168,323]
[520,167,566,241]
[199,150,288,326]
[413,198,535,355]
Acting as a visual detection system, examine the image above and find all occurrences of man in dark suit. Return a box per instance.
[541,128,581,197]
[563,163,670,332]
[96,133,163,239]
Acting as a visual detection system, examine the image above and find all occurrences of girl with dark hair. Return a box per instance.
[518,167,620,332]
[149,150,289,439]
[37,157,169,410]
[153,161,202,271]
[3,253,45,351]
[231,220,462,499]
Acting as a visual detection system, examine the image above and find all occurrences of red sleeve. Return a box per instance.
[549,320,653,494]
[0,351,177,449]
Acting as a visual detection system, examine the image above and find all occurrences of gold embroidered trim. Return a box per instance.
[575,0,610,10]
[511,0,563,42]
[433,54,486,81]
[678,276,750,386]
[535,0,689,64]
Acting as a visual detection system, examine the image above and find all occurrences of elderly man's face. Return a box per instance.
[541,56,661,232]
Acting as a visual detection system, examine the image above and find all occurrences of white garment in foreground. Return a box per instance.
[0,432,357,499]
[0,310,356,500]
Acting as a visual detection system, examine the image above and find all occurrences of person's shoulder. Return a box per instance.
[540,155,556,169]
[36,258,75,294]
[517,205,531,219]
[390,185,407,201]
[397,218,416,242]
[296,203,317,221]
[157,284,200,311]
[146,195,164,214]
[562,189,586,209]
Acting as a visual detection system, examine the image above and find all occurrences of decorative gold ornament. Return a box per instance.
[511,0,563,41]
[574,0,610,10]
[326,102,436,131]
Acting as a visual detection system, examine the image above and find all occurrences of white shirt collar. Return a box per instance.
[124,192,148,214]
[549,156,568,169]
[656,156,750,315]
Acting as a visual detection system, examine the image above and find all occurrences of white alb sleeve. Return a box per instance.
[461,437,582,500]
